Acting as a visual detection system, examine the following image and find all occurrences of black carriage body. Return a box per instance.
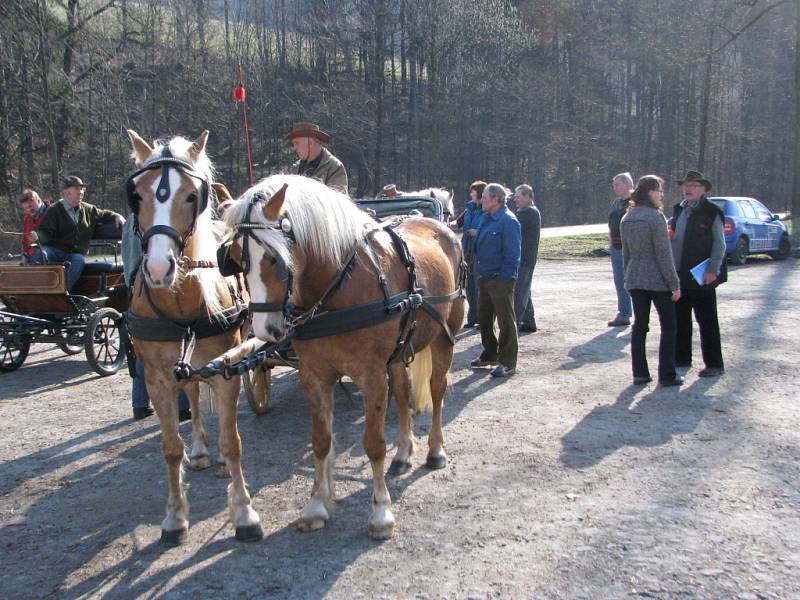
[353,195,445,222]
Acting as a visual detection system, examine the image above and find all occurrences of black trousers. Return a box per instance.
[675,287,724,369]
[630,289,677,382]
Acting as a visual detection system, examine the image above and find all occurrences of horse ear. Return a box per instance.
[189,130,210,160]
[127,129,153,164]
[263,183,289,221]
[430,190,436,199]
[449,188,454,199]
[211,182,234,204]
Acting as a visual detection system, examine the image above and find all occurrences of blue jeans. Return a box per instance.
[133,359,189,410]
[513,265,535,325]
[31,246,85,291]
[609,246,632,318]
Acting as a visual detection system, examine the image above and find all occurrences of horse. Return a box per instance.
[404,187,455,221]
[124,130,262,545]
[223,174,465,539]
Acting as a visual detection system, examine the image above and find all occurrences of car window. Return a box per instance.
[738,200,756,219]
[749,199,773,221]
[710,199,732,215]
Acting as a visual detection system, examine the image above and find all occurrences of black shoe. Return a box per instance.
[698,367,724,378]
[633,376,652,385]
[659,375,684,387]
[133,407,154,420]
[490,364,515,378]
[608,316,631,327]
[519,323,537,333]
[470,357,497,368]
[675,361,692,368]
[178,408,192,422]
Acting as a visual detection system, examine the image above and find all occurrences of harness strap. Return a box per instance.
[126,304,248,342]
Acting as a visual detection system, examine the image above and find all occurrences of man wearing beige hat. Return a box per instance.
[287,122,348,194]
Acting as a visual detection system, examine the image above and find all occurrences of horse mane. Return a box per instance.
[137,136,226,319]
[225,175,378,270]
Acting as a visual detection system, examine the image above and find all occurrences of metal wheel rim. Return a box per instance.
[92,314,122,368]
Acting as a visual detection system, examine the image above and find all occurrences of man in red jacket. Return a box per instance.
[18,189,50,265]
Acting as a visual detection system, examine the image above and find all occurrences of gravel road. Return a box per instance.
[1,256,798,599]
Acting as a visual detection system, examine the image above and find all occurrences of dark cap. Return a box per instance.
[62,175,86,190]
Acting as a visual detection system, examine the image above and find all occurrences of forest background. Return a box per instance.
[1,0,798,256]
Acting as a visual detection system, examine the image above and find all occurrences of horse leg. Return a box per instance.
[387,362,415,476]
[145,368,190,546]
[426,337,453,470]
[297,370,337,532]
[184,382,211,471]
[212,375,262,542]
[354,371,394,539]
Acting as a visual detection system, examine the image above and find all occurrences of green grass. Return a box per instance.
[539,233,609,260]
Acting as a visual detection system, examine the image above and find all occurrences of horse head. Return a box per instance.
[126,129,215,288]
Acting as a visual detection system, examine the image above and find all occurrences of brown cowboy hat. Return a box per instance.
[677,170,712,191]
[286,122,331,144]
[380,184,398,197]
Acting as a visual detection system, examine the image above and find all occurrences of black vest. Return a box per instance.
[672,197,727,290]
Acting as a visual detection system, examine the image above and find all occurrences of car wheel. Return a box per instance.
[768,235,791,261]
[729,236,748,265]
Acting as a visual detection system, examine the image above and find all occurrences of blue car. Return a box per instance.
[708,196,791,265]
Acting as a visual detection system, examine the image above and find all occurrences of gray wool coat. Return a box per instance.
[620,205,680,292]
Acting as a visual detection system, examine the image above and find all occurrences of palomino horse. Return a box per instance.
[125,130,261,545]
[407,187,455,221]
[223,174,465,539]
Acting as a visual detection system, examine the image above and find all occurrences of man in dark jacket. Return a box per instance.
[31,175,124,290]
[470,183,521,378]
[512,184,541,332]
[669,170,726,377]
[287,122,348,194]
[608,172,634,326]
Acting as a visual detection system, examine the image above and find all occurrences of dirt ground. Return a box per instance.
[1,255,798,600]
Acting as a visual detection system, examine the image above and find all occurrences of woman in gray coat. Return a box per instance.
[620,175,683,386]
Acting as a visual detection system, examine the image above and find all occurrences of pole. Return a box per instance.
[239,64,255,186]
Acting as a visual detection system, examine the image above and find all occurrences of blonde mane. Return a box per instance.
[225,175,378,270]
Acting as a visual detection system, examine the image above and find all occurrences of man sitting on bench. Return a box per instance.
[30,175,125,291]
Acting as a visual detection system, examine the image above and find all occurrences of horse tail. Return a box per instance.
[408,346,433,414]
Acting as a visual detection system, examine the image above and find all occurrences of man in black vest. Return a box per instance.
[670,171,726,377]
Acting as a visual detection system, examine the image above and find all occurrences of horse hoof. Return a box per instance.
[187,455,212,471]
[160,527,188,547]
[425,455,447,470]
[368,522,394,540]
[214,464,231,479]
[235,524,264,543]
[297,517,327,532]
[387,459,412,476]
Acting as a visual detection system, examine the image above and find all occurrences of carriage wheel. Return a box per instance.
[84,307,125,377]
[57,326,84,355]
[0,332,30,372]
[242,365,271,415]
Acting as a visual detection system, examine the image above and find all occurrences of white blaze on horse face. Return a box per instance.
[144,170,182,285]
[246,235,285,342]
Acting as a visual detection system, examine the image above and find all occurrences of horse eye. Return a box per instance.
[186,193,198,204]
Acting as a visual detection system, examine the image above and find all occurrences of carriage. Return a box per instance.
[0,236,127,376]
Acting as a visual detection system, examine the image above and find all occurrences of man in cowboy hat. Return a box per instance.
[31,175,124,291]
[287,121,348,194]
[669,170,726,378]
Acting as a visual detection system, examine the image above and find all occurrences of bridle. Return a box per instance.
[125,146,211,257]
[218,185,296,321]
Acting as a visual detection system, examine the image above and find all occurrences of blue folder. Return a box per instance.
[690,258,711,286]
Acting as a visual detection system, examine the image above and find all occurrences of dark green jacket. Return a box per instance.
[36,199,121,254]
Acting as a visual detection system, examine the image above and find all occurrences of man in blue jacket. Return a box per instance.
[470,183,521,378]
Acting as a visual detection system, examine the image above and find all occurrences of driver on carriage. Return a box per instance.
[30,175,125,291]
[287,121,348,195]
